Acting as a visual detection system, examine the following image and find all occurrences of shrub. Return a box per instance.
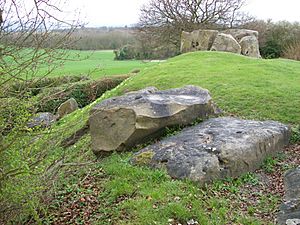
[284,41,300,61]
[0,98,33,136]
[291,125,300,144]
[260,39,283,59]
[36,75,129,113]
[114,45,137,60]
[4,76,89,97]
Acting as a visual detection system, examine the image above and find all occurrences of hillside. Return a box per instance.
[2,51,300,224]
[112,51,300,124]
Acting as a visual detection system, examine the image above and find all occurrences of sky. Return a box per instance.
[66,0,300,27]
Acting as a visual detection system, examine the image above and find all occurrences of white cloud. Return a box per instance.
[244,0,300,22]
[67,0,300,27]
[67,0,148,27]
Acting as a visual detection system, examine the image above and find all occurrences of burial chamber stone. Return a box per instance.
[89,85,219,155]
[180,29,219,53]
[131,117,290,184]
[211,33,241,54]
[223,29,259,42]
[180,28,261,58]
[239,35,261,58]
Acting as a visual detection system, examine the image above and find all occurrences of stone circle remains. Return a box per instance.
[180,29,261,58]
[89,85,291,185]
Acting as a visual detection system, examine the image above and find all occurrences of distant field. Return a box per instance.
[39,50,157,79]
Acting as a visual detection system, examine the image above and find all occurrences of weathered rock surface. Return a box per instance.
[239,35,261,58]
[89,85,219,155]
[27,112,57,128]
[180,30,219,53]
[57,98,78,119]
[224,29,259,42]
[211,33,241,54]
[131,117,290,184]
[278,167,300,225]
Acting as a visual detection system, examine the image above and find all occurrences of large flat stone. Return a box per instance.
[131,117,290,184]
[89,86,219,155]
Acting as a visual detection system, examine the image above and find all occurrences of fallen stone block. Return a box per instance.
[131,117,290,184]
[89,85,219,155]
[57,98,78,119]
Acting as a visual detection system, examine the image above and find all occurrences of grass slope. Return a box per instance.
[112,51,300,124]
[42,52,300,224]
[3,52,300,224]
[39,50,156,79]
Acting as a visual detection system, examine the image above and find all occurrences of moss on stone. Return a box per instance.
[133,150,154,166]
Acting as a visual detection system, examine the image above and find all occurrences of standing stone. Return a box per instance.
[210,33,241,54]
[89,86,219,155]
[57,98,78,119]
[181,30,219,53]
[131,117,290,184]
[278,167,300,225]
[239,35,261,58]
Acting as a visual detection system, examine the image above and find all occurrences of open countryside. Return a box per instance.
[1,1,300,225]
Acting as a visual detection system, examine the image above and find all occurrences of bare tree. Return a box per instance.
[0,1,81,222]
[0,0,79,86]
[0,8,3,26]
[137,0,249,58]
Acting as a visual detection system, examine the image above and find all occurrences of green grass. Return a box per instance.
[39,50,157,79]
[3,51,300,224]
[110,51,300,124]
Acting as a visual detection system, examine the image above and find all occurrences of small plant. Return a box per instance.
[114,45,137,60]
[262,156,278,173]
[240,173,259,186]
[247,206,256,216]
[291,125,300,144]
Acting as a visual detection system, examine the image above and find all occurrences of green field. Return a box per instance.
[2,51,300,224]
[41,50,156,79]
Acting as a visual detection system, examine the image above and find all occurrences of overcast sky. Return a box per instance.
[67,0,300,27]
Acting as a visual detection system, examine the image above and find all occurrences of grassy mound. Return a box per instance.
[2,51,300,224]
[112,51,300,124]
